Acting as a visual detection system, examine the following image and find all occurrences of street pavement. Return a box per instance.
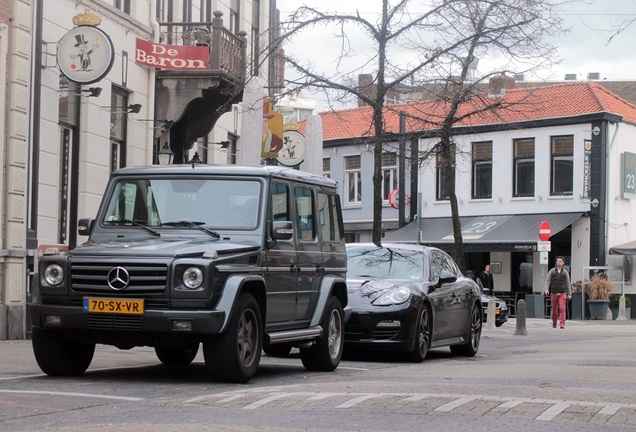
[1,318,636,432]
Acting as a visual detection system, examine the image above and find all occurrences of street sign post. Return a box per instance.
[537,241,551,252]
[538,221,551,297]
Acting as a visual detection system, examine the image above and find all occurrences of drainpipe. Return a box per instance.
[605,121,620,265]
[148,0,159,164]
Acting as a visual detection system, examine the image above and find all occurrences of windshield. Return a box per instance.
[347,247,425,281]
[102,178,262,230]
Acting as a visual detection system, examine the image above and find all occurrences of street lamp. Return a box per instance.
[158,141,173,165]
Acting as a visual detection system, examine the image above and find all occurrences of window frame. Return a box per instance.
[472,141,492,200]
[436,150,449,201]
[550,135,574,196]
[513,138,535,197]
[381,152,398,202]
[344,155,362,205]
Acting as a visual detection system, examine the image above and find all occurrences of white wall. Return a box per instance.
[418,124,595,218]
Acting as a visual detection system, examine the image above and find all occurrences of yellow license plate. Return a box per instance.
[84,298,144,315]
[485,308,501,315]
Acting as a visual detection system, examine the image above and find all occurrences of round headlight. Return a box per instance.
[43,264,64,286]
[182,267,203,289]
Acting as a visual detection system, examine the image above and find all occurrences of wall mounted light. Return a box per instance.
[126,103,142,113]
[158,141,173,165]
[102,103,142,114]
[82,87,102,97]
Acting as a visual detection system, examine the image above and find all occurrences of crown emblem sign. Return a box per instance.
[72,9,102,27]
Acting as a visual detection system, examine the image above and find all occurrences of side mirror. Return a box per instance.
[272,221,293,241]
[78,218,94,237]
[437,270,457,287]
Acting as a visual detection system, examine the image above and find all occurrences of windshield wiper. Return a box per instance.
[105,218,161,237]
[162,220,220,239]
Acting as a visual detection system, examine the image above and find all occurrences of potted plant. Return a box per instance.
[585,271,613,320]
[610,294,632,320]
[570,280,583,320]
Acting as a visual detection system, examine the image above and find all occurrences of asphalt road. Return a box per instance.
[1,318,636,432]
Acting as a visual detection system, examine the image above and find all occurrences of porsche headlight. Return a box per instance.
[43,264,64,286]
[373,287,412,306]
[182,267,204,289]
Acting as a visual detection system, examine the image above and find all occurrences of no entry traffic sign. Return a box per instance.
[538,220,551,241]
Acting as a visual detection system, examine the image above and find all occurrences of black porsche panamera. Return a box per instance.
[344,243,483,362]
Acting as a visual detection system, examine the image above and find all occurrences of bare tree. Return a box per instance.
[278,0,567,266]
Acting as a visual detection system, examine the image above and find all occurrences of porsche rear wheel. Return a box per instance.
[450,303,482,357]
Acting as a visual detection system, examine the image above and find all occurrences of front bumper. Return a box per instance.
[30,303,225,335]
[344,304,417,352]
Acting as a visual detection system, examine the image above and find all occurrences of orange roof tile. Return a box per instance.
[306,82,636,141]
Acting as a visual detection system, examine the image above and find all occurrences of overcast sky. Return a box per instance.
[277,0,636,85]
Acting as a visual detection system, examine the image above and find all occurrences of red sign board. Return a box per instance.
[538,221,551,241]
[135,38,209,70]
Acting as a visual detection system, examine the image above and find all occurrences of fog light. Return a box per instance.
[376,320,401,328]
[172,320,192,331]
[44,315,62,325]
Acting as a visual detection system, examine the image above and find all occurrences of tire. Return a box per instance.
[263,344,292,357]
[155,342,199,366]
[203,293,262,383]
[407,305,431,363]
[32,328,95,376]
[300,296,344,371]
[450,303,482,357]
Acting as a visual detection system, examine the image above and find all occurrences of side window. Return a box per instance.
[268,182,290,240]
[441,252,460,276]
[429,251,444,282]
[318,191,343,242]
[295,186,315,242]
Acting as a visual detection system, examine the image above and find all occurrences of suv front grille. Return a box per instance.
[87,314,142,331]
[71,262,167,294]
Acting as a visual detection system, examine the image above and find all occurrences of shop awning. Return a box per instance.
[609,240,636,255]
[384,212,582,252]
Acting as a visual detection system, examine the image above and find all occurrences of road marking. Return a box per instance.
[243,393,293,410]
[335,394,384,408]
[435,396,478,412]
[0,389,143,402]
[189,387,636,423]
[536,402,572,421]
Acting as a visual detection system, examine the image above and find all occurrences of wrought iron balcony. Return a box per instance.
[157,11,247,81]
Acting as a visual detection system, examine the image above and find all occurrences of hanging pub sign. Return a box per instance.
[135,39,210,70]
[57,23,115,85]
[277,130,305,167]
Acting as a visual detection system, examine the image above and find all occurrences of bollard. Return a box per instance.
[486,298,496,329]
[514,299,528,336]
[616,295,628,321]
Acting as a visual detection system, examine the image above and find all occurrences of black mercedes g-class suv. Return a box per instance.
[30,164,349,383]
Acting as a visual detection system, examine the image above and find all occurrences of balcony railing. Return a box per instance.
[158,11,246,80]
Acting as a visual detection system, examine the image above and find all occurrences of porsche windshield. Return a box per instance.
[347,247,425,281]
[102,178,262,229]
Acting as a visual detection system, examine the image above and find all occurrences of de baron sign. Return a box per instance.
[135,38,210,70]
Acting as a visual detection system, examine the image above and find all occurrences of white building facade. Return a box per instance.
[1,0,277,339]
[321,82,636,318]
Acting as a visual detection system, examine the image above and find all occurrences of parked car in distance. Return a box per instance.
[344,243,482,362]
[480,288,509,327]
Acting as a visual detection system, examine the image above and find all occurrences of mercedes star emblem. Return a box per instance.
[107,267,130,290]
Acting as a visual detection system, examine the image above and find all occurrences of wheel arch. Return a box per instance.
[310,275,347,327]
[216,274,267,332]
